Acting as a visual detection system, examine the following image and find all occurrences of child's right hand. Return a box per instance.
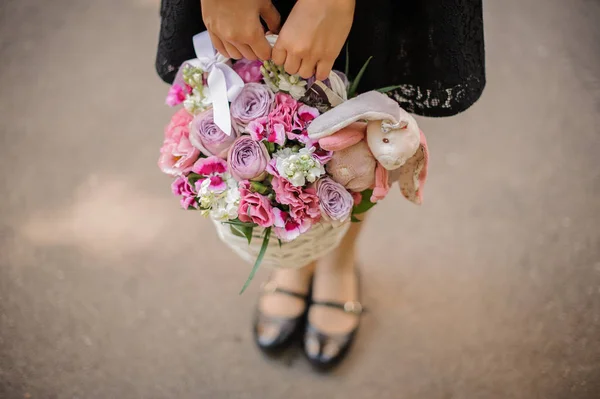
[200,0,280,61]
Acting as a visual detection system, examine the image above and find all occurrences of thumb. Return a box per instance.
[260,2,281,34]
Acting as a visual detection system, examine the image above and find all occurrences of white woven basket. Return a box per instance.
[212,218,351,269]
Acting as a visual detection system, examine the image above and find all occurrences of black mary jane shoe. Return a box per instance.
[253,280,310,356]
[303,299,364,371]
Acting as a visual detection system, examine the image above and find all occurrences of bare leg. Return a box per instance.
[309,215,365,334]
[259,262,315,317]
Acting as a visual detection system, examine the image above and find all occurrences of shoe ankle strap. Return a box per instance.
[261,280,308,300]
[311,300,365,315]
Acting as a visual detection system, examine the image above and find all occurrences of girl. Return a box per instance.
[156,0,485,370]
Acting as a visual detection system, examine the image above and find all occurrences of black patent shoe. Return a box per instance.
[303,299,364,371]
[253,280,310,355]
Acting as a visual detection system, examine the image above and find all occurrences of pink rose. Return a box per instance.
[232,59,264,83]
[273,208,312,242]
[171,176,198,209]
[238,181,275,228]
[230,83,273,129]
[271,176,321,223]
[158,109,200,176]
[228,136,270,181]
[166,83,192,107]
[189,109,237,158]
[316,177,354,225]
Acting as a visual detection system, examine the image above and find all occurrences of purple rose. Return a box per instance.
[232,59,264,83]
[189,109,237,158]
[230,83,274,130]
[315,177,354,225]
[227,136,270,181]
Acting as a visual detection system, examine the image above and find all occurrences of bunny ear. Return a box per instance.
[392,130,429,205]
[307,91,404,139]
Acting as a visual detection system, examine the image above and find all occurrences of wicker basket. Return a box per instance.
[212,218,351,269]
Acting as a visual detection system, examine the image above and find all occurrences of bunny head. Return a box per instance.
[307,91,421,170]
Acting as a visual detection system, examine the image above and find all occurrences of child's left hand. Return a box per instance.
[272,0,355,81]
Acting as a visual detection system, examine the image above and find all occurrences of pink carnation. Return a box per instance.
[238,181,275,228]
[248,93,300,146]
[171,176,198,209]
[166,84,192,107]
[271,176,321,224]
[158,109,200,176]
[288,105,320,143]
[232,59,264,83]
[192,157,228,191]
[273,208,312,242]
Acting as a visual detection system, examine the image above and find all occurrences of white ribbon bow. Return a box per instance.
[180,31,245,135]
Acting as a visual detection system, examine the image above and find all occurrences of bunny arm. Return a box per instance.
[318,122,366,151]
[307,91,404,140]
[371,163,390,202]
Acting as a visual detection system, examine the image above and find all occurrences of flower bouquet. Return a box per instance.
[159,32,429,293]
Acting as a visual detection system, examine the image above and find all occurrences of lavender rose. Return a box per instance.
[316,177,354,225]
[189,109,237,158]
[230,83,274,129]
[227,136,270,181]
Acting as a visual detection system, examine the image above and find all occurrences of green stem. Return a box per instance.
[239,227,271,294]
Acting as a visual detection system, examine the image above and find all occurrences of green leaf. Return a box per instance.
[348,56,372,98]
[187,172,203,186]
[344,42,350,77]
[352,189,377,215]
[221,219,258,228]
[277,238,283,248]
[376,84,403,94]
[351,215,362,223]
[264,141,276,154]
[239,227,271,294]
[250,181,269,195]
[230,224,254,245]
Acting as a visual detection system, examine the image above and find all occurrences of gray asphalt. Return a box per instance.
[1,0,599,398]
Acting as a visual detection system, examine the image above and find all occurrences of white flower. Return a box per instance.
[273,147,325,187]
[260,61,307,100]
[278,76,307,100]
[183,87,212,114]
[198,174,240,222]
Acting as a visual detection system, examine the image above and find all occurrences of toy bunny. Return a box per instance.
[318,122,391,203]
[308,91,429,204]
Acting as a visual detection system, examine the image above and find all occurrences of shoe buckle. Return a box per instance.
[343,301,363,314]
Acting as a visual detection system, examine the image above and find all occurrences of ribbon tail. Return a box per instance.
[219,65,245,102]
[208,68,233,135]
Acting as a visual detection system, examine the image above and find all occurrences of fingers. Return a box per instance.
[271,46,287,66]
[234,43,257,61]
[224,42,243,60]
[284,54,301,76]
[315,59,334,81]
[250,34,273,61]
[298,59,317,79]
[209,31,229,58]
[260,3,281,34]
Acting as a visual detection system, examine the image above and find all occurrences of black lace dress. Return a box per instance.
[156,0,485,117]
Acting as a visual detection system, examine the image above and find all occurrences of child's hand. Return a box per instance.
[201,0,280,61]
[272,0,355,81]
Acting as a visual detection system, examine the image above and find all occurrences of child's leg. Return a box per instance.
[309,216,365,333]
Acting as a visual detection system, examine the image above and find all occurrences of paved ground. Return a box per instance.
[1,0,599,398]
